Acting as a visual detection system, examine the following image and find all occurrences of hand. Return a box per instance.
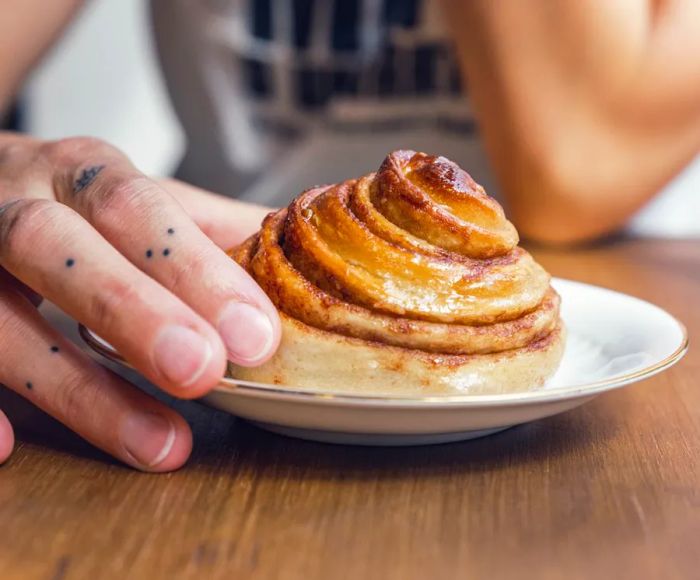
[0,133,281,471]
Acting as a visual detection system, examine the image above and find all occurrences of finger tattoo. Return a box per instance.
[73,165,105,193]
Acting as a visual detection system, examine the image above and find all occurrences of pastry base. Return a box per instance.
[229,314,566,397]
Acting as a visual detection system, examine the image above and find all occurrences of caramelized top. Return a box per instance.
[373,150,519,258]
[275,150,550,324]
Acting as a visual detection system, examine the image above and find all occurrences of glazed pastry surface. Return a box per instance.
[229,151,565,396]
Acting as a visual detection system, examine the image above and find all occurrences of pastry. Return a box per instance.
[229,151,565,396]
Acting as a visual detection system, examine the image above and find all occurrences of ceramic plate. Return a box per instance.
[80,278,688,446]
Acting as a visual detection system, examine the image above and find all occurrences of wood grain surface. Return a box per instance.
[0,238,698,580]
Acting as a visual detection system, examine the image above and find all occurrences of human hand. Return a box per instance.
[0,134,281,471]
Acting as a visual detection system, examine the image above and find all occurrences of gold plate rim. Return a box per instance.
[79,319,688,408]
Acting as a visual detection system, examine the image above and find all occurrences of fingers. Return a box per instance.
[0,198,226,397]
[0,286,192,471]
[158,178,273,249]
[0,407,14,464]
[45,137,281,367]
[0,267,43,307]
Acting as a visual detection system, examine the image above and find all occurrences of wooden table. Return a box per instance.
[0,239,698,580]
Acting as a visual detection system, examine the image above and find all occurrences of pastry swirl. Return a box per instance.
[230,151,565,396]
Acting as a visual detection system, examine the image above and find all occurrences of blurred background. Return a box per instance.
[23,0,184,177]
[14,0,700,236]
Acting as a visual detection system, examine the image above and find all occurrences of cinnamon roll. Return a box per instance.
[229,151,565,396]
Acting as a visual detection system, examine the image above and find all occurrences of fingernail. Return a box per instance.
[218,302,275,364]
[153,325,213,387]
[120,412,175,468]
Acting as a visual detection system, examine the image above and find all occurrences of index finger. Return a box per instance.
[46,137,281,367]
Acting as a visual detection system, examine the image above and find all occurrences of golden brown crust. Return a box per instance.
[372,151,519,258]
[281,179,549,324]
[228,150,565,394]
[233,213,561,355]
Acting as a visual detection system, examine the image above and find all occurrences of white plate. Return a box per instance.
[80,279,688,446]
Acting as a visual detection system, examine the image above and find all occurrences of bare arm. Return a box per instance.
[0,0,85,114]
[441,1,700,243]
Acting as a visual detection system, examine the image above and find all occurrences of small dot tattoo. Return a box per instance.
[65,258,75,268]
[73,165,105,193]
[163,248,171,257]
[167,228,175,235]
[50,346,59,353]
[146,249,153,259]
[26,381,33,390]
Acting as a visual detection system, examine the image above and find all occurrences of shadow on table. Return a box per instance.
[186,391,622,481]
[191,407,618,482]
[1,381,620,479]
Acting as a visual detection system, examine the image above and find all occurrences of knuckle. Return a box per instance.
[0,291,26,350]
[91,176,157,219]
[87,277,143,331]
[166,246,208,292]
[42,136,117,165]
[55,367,97,426]
[0,140,36,167]
[0,199,63,262]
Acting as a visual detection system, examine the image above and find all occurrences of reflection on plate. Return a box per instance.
[80,278,687,446]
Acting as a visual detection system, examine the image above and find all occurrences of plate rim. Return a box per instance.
[79,277,689,407]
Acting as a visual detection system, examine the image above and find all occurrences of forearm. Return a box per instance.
[0,0,85,114]
[441,1,700,243]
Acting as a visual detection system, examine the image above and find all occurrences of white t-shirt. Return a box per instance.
[151,0,699,237]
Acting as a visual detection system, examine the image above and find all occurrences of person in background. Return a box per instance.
[0,0,698,470]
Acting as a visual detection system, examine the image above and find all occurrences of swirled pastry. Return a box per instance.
[229,151,565,396]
